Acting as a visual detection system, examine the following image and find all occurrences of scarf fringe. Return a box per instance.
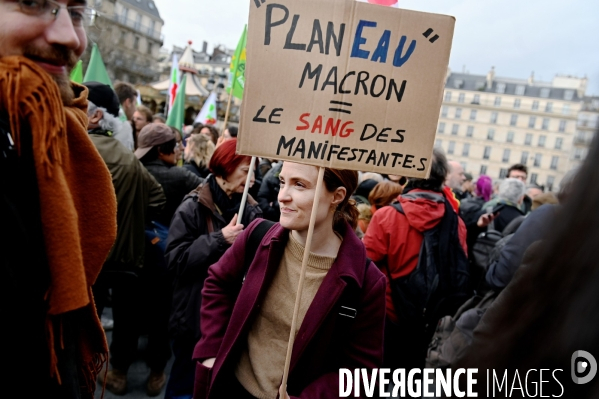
[1,59,66,177]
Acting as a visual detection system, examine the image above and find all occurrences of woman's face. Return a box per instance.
[224,159,254,195]
[200,127,213,141]
[278,163,341,232]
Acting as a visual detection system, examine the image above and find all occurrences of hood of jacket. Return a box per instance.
[398,189,446,233]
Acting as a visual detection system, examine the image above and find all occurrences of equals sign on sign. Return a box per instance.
[329,100,353,115]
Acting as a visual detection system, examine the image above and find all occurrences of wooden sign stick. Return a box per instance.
[237,156,257,226]
[223,91,234,130]
[279,166,326,398]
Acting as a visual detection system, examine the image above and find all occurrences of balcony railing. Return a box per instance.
[108,14,164,42]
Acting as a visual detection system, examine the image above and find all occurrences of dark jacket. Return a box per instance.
[142,159,203,226]
[193,220,386,399]
[183,160,210,179]
[256,162,282,222]
[165,182,262,340]
[486,204,558,290]
[90,133,165,270]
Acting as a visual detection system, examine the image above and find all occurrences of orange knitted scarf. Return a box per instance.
[0,56,117,397]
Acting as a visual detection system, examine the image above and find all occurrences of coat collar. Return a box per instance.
[260,220,367,288]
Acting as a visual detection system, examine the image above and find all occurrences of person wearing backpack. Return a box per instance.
[193,164,386,399]
[363,148,469,372]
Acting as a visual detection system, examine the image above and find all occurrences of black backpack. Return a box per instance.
[386,199,471,339]
[471,218,504,277]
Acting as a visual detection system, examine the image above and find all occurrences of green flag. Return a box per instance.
[166,74,187,132]
[84,43,112,88]
[70,60,83,84]
[226,25,247,100]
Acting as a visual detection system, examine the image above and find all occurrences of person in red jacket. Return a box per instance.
[193,163,386,399]
[363,148,468,371]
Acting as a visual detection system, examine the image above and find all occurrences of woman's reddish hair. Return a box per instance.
[208,139,251,179]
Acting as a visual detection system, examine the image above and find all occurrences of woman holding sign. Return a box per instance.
[192,162,386,399]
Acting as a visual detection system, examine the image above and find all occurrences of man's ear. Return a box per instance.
[89,109,103,125]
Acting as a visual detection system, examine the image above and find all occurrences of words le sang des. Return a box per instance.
[238,0,455,177]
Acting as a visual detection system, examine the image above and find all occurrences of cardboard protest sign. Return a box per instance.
[237,0,455,178]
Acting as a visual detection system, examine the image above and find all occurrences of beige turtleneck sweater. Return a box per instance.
[234,233,336,399]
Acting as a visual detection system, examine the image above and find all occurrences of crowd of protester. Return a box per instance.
[2,8,598,398]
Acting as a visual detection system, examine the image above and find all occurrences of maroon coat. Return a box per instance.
[193,219,386,398]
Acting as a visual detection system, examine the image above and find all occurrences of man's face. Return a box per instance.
[508,170,527,182]
[446,163,465,191]
[123,97,136,120]
[0,0,87,102]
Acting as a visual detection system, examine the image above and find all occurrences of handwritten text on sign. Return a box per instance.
[238,0,455,177]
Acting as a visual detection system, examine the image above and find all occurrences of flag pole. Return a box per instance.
[236,155,257,226]
[279,166,325,398]
[223,91,234,129]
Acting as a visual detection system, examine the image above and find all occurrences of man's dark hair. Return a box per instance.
[114,82,137,105]
[139,139,176,163]
[227,126,238,137]
[508,163,528,177]
[407,147,449,192]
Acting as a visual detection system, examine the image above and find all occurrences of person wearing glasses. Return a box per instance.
[0,1,116,398]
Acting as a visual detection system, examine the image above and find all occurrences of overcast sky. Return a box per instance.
[153,0,599,95]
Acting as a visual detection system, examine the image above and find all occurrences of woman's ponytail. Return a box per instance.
[323,168,359,231]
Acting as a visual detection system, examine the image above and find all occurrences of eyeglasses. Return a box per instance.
[18,0,97,27]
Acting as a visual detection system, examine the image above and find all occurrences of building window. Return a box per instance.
[487,129,495,140]
[538,135,546,147]
[462,143,470,157]
[528,116,536,128]
[147,42,153,55]
[494,96,502,106]
[472,94,480,105]
[534,153,542,167]
[532,101,539,111]
[555,137,563,150]
[435,139,442,148]
[530,173,538,184]
[540,88,550,98]
[521,151,529,165]
[470,110,477,121]
[525,133,533,145]
[466,126,474,137]
[445,91,452,102]
[545,102,553,112]
[564,90,574,101]
[458,93,465,103]
[542,118,550,130]
[547,176,555,191]
[483,146,491,160]
[502,149,511,163]
[510,114,518,126]
[490,112,498,124]
[455,108,462,119]
[496,83,506,94]
[550,156,559,170]
[452,124,459,135]
[506,131,514,143]
[574,148,583,160]
[563,104,570,115]
[448,141,455,155]
[515,85,525,96]
[514,99,521,109]
[499,168,508,178]
[133,36,140,50]
[134,13,142,30]
[437,122,445,134]
[480,165,488,175]
[558,120,566,132]
[441,106,448,118]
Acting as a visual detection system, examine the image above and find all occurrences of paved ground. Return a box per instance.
[94,308,174,399]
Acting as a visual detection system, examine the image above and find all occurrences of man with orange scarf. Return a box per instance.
[0,1,117,398]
